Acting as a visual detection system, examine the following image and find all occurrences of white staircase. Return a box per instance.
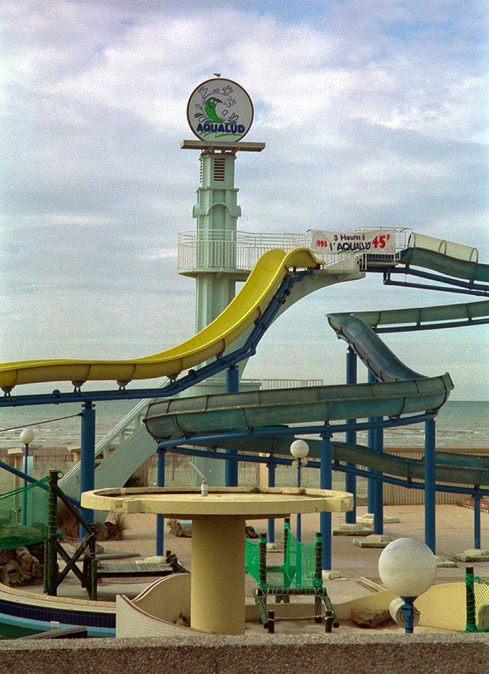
[59,380,168,501]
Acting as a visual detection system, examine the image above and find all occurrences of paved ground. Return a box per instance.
[45,502,489,635]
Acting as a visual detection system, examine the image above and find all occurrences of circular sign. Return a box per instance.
[187,78,254,143]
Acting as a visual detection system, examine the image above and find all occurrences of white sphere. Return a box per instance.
[290,439,309,459]
[378,537,437,597]
[20,429,35,445]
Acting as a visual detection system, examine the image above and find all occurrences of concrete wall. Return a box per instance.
[0,633,488,674]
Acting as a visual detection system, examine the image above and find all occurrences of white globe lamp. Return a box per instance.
[290,439,309,460]
[379,537,437,633]
[20,429,35,446]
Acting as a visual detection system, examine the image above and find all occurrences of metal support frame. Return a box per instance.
[375,317,489,334]
[22,442,30,526]
[473,490,481,550]
[374,266,489,298]
[159,443,489,499]
[79,402,95,537]
[345,346,357,523]
[373,420,384,535]
[156,449,166,556]
[267,460,276,542]
[320,432,333,570]
[225,365,239,487]
[367,370,377,514]
[296,459,303,542]
[424,417,436,553]
[158,410,438,451]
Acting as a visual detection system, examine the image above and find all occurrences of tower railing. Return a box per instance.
[177,228,411,274]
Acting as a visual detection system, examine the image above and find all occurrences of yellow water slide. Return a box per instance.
[0,248,321,390]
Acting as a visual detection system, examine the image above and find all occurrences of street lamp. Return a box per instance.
[290,439,309,542]
[19,429,35,526]
[378,537,437,633]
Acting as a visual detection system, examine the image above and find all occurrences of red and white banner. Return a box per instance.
[311,229,396,254]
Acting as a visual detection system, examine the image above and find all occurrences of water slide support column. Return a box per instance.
[80,401,95,538]
[473,490,481,550]
[367,370,376,514]
[267,460,276,543]
[424,417,436,553]
[225,365,239,487]
[373,420,384,536]
[156,449,166,556]
[345,346,357,523]
[320,432,333,570]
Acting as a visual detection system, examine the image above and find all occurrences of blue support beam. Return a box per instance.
[376,265,489,297]
[345,346,357,523]
[320,432,333,570]
[156,450,165,556]
[80,401,95,537]
[367,370,376,514]
[157,411,437,451]
[473,491,481,550]
[225,365,239,487]
[373,422,384,535]
[425,417,436,553]
[267,461,276,543]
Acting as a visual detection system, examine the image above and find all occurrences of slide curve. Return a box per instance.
[145,239,489,489]
[0,248,321,390]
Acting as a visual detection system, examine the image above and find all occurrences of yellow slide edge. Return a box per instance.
[0,248,322,389]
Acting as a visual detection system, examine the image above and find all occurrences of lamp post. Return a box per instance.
[290,439,309,542]
[378,537,437,634]
[19,429,34,526]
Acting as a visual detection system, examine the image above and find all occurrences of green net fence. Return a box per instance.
[465,568,489,632]
[245,522,321,590]
[0,477,50,551]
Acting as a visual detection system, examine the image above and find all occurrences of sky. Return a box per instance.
[1,0,488,400]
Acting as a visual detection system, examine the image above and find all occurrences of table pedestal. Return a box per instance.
[191,516,245,635]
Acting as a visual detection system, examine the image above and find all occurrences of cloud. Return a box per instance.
[0,0,488,398]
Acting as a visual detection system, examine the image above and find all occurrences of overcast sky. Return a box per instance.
[1,0,488,400]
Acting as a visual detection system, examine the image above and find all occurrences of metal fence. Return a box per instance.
[177,227,412,274]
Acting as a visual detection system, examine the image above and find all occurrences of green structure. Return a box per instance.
[0,477,49,551]
[245,518,337,633]
[465,566,489,633]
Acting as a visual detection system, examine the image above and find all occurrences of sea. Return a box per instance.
[0,400,487,451]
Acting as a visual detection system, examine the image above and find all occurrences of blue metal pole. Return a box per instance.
[320,432,332,570]
[226,364,239,392]
[267,461,275,543]
[425,417,436,554]
[401,597,417,634]
[22,444,29,526]
[367,370,376,514]
[345,346,357,523]
[80,402,96,538]
[225,365,239,487]
[296,461,302,542]
[373,422,384,535]
[474,491,481,550]
[156,450,165,556]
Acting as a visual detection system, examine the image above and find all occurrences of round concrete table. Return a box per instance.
[81,486,353,635]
